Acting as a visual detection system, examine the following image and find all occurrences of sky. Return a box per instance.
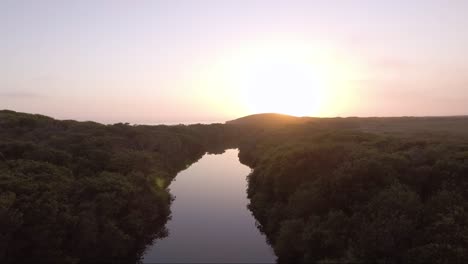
[1,0,467,124]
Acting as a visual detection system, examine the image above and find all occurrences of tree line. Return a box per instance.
[0,110,237,263]
[2,110,468,263]
[237,118,468,263]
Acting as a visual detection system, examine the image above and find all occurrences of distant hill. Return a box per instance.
[227,113,468,136]
[226,113,314,127]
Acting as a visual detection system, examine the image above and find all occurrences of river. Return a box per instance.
[142,149,275,263]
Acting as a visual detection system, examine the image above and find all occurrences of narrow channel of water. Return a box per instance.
[142,149,275,263]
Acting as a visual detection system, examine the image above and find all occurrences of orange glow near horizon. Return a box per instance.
[192,40,364,118]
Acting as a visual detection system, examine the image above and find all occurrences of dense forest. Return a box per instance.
[2,110,468,263]
[236,115,468,263]
[0,110,237,263]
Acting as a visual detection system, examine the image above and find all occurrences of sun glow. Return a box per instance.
[233,47,330,117]
[191,39,362,118]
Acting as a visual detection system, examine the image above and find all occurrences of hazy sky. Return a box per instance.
[1,0,467,123]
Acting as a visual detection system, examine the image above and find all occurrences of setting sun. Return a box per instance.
[195,40,361,118]
[234,45,328,117]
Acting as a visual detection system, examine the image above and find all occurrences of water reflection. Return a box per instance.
[143,149,275,263]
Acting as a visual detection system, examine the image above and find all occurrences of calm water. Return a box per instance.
[142,149,275,263]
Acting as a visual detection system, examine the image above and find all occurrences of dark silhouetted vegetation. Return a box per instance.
[0,110,238,263]
[3,110,468,263]
[235,114,468,263]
